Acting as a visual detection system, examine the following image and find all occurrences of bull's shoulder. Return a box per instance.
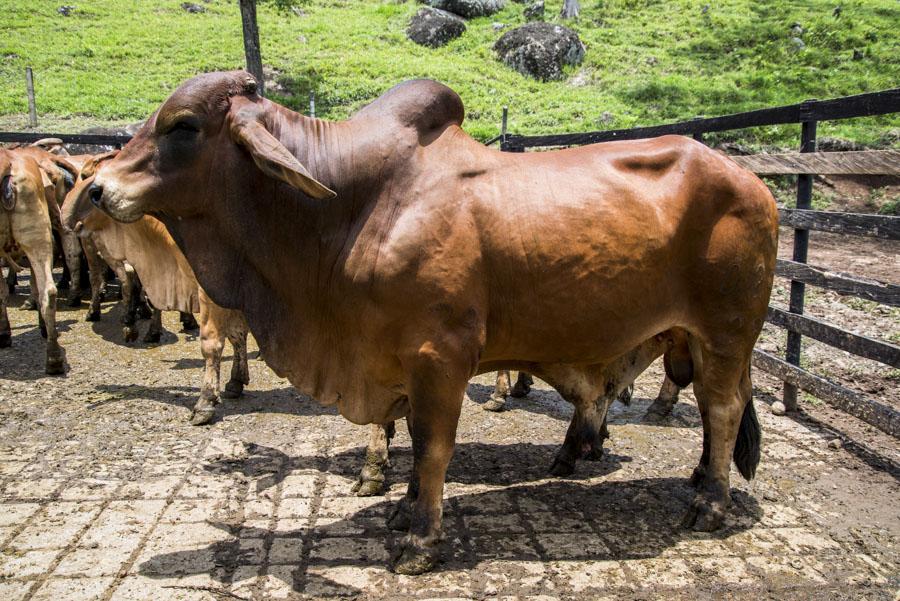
[353,79,464,139]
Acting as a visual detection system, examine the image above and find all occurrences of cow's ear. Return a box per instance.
[79,150,119,180]
[229,111,336,200]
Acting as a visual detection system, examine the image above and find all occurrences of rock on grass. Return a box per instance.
[408,8,466,48]
[494,22,585,81]
[429,0,505,19]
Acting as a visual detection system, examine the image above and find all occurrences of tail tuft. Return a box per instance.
[733,398,761,480]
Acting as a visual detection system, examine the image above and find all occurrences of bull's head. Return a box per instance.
[90,71,335,223]
[61,151,119,236]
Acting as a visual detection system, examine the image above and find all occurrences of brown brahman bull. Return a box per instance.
[89,72,777,574]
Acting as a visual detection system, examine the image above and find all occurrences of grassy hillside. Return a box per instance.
[1,0,898,146]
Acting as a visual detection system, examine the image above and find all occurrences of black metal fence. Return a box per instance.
[499,89,900,438]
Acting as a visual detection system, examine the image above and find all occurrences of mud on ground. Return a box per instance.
[0,272,898,600]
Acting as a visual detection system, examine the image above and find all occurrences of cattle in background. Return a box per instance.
[0,149,65,374]
[91,71,777,574]
[62,155,249,424]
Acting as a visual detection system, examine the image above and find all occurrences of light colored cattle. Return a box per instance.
[0,149,65,374]
[91,72,777,574]
[62,155,249,423]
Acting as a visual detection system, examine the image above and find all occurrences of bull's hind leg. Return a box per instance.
[510,372,533,397]
[60,231,83,307]
[682,345,759,532]
[116,264,139,342]
[645,375,683,421]
[142,306,163,343]
[484,370,511,412]
[0,272,11,347]
[192,305,225,426]
[549,400,609,476]
[27,249,64,374]
[353,422,396,496]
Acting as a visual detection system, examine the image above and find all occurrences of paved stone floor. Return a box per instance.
[0,304,897,599]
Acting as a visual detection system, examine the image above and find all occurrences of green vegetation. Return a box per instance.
[1,0,898,144]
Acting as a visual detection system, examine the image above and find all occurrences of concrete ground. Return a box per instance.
[0,299,897,600]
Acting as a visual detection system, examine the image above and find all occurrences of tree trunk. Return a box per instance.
[560,0,580,19]
[239,0,265,96]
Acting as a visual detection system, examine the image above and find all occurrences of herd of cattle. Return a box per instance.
[1,70,779,574]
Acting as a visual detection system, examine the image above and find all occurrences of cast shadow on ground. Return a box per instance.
[0,318,77,382]
[139,442,761,596]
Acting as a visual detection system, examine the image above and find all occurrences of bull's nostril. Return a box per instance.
[88,183,103,207]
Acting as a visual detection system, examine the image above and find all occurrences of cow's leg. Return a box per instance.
[191,306,225,426]
[353,422,396,497]
[390,358,466,575]
[483,370,511,412]
[5,266,16,295]
[27,249,64,375]
[222,324,249,399]
[645,374,682,420]
[0,273,11,347]
[681,347,757,532]
[510,372,533,397]
[549,398,610,476]
[21,266,38,310]
[82,239,105,322]
[142,306,163,343]
[179,311,199,331]
[60,231,83,307]
[118,265,139,342]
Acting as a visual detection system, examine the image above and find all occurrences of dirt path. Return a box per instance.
[0,291,897,600]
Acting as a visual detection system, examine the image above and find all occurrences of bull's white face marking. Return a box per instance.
[92,172,145,223]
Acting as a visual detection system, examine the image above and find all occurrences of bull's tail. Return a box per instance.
[733,396,761,480]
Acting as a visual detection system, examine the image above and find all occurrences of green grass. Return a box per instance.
[1,0,898,144]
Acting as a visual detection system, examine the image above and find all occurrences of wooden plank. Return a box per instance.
[751,349,900,438]
[732,150,900,175]
[766,306,900,368]
[775,259,900,306]
[0,132,131,146]
[505,88,899,149]
[779,209,900,240]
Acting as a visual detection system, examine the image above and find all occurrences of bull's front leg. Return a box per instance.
[352,422,396,496]
[510,371,533,398]
[116,264,139,342]
[5,265,16,295]
[389,354,467,575]
[26,248,64,374]
[191,313,225,426]
[0,271,11,347]
[21,265,38,311]
[60,230,83,307]
[222,323,250,399]
[549,399,610,476]
[82,238,105,322]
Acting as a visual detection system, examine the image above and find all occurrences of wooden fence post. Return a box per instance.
[501,106,508,146]
[309,91,315,118]
[238,0,265,96]
[25,67,37,128]
[783,100,817,412]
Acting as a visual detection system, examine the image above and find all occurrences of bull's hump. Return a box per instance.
[355,79,464,137]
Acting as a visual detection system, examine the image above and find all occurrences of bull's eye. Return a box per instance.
[170,121,199,134]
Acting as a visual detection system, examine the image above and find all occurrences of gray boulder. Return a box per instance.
[494,22,585,81]
[428,0,505,19]
[408,8,466,48]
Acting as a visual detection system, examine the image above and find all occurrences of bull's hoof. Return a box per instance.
[582,446,604,462]
[482,396,506,412]
[548,455,576,477]
[142,330,161,344]
[510,378,532,398]
[681,495,727,532]
[180,313,199,331]
[391,538,438,575]
[617,384,634,406]
[84,309,101,322]
[21,298,37,311]
[387,500,412,531]
[221,380,244,399]
[190,407,216,426]
[351,478,385,497]
[123,326,139,343]
[688,465,707,489]
[66,295,82,308]
[45,356,65,376]
[0,333,11,348]
[644,399,675,422]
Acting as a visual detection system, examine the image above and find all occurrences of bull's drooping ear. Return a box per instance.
[80,150,120,180]
[229,110,336,200]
